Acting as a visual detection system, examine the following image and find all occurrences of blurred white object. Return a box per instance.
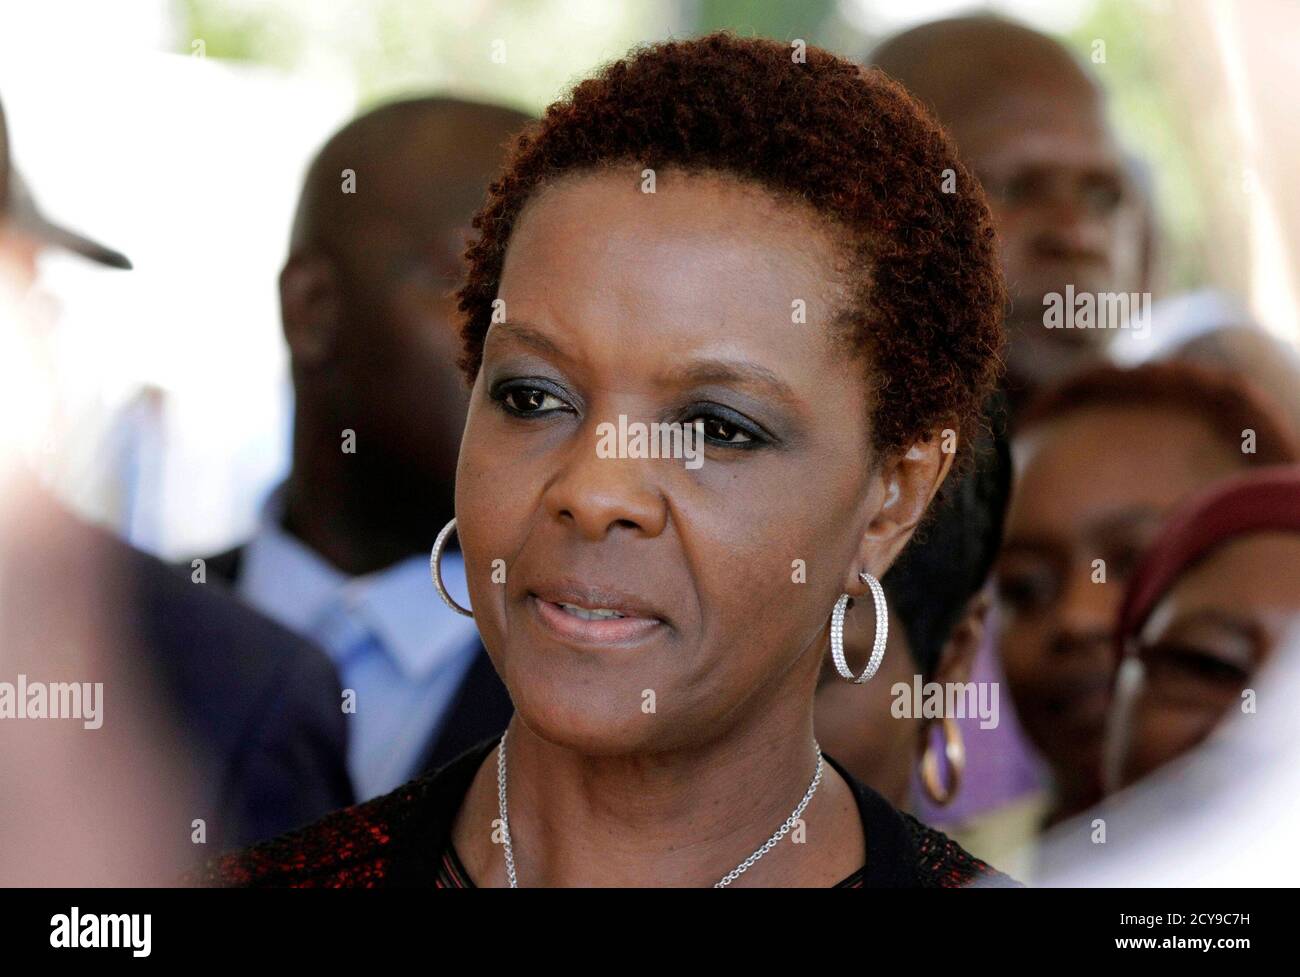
[1036,633,1300,886]
[0,31,351,558]
[1111,287,1255,364]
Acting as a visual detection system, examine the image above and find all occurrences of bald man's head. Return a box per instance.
[290,96,532,270]
[875,17,1147,397]
[874,16,1102,136]
[280,96,532,556]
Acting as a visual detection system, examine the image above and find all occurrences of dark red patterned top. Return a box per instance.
[430,835,874,887]
[192,735,1016,889]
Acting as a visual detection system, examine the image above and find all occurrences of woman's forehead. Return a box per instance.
[1165,534,1300,610]
[497,169,853,360]
[510,167,848,282]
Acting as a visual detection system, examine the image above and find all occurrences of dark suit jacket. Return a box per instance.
[197,544,513,780]
[0,485,355,856]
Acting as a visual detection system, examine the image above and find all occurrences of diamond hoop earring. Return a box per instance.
[829,570,887,684]
[430,517,473,617]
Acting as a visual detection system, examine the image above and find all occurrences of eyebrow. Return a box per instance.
[1088,506,1165,543]
[981,160,1126,183]
[486,320,568,359]
[671,359,801,407]
[1163,608,1260,642]
[487,320,802,407]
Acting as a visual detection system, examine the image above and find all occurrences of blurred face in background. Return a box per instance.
[1109,532,1300,788]
[283,102,532,553]
[320,108,534,514]
[995,406,1244,807]
[326,212,469,494]
[957,89,1144,388]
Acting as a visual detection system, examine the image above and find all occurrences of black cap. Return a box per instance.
[0,94,131,270]
[5,168,132,269]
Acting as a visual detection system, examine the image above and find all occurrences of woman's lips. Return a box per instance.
[528,594,663,647]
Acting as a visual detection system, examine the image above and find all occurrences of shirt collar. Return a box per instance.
[239,485,480,681]
[351,548,478,681]
[239,486,347,637]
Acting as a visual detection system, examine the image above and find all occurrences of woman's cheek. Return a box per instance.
[1130,703,1219,780]
[456,436,516,611]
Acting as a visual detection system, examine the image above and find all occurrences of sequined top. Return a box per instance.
[429,834,874,887]
[192,735,1017,888]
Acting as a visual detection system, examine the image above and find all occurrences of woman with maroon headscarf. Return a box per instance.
[1106,466,1300,790]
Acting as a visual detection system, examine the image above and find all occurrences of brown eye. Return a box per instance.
[509,389,544,412]
[995,565,1060,613]
[495,384,567,415]
[1141,642,1252,708]
[679,404,766,448]
[989,171,1044,206]
[1080,176,1124,215]
[699,416,749,444]
[1144,643,1250,686]
[1104,543,1144,582]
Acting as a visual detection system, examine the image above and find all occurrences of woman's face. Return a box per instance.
[995,406,1243,797]
[455,168,945,755]
[1109,532,1300,788]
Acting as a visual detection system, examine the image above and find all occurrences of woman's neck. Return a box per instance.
[451,712,866,887]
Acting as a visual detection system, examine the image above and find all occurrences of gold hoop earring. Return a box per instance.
[920,716,965,806]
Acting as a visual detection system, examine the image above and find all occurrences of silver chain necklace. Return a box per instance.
[494,727,824,888]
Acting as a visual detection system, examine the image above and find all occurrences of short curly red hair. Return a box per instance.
[457,32,1005,462]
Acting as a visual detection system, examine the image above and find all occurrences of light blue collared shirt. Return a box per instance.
[236,487,480,802]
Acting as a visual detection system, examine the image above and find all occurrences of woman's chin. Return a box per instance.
[509,690,682,757]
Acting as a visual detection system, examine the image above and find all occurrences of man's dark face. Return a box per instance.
[956,90,1145,386]
[330,213,470,522]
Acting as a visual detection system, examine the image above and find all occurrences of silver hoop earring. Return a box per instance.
[430,517,473,617]
[829,570,887,684]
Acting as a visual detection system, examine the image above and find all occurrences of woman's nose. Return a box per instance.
[541,423,670,541]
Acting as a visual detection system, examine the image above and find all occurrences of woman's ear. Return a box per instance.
[279,252,344,369]
[847,429,955,591]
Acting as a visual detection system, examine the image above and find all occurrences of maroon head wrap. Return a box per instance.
[1115,465,1300,662]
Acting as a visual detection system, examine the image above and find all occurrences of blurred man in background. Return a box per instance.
[873,15,1150,414]
[1,94,352,879]
[196,97,530,801]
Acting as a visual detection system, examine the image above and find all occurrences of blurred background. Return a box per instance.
[0,0,1295,557]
